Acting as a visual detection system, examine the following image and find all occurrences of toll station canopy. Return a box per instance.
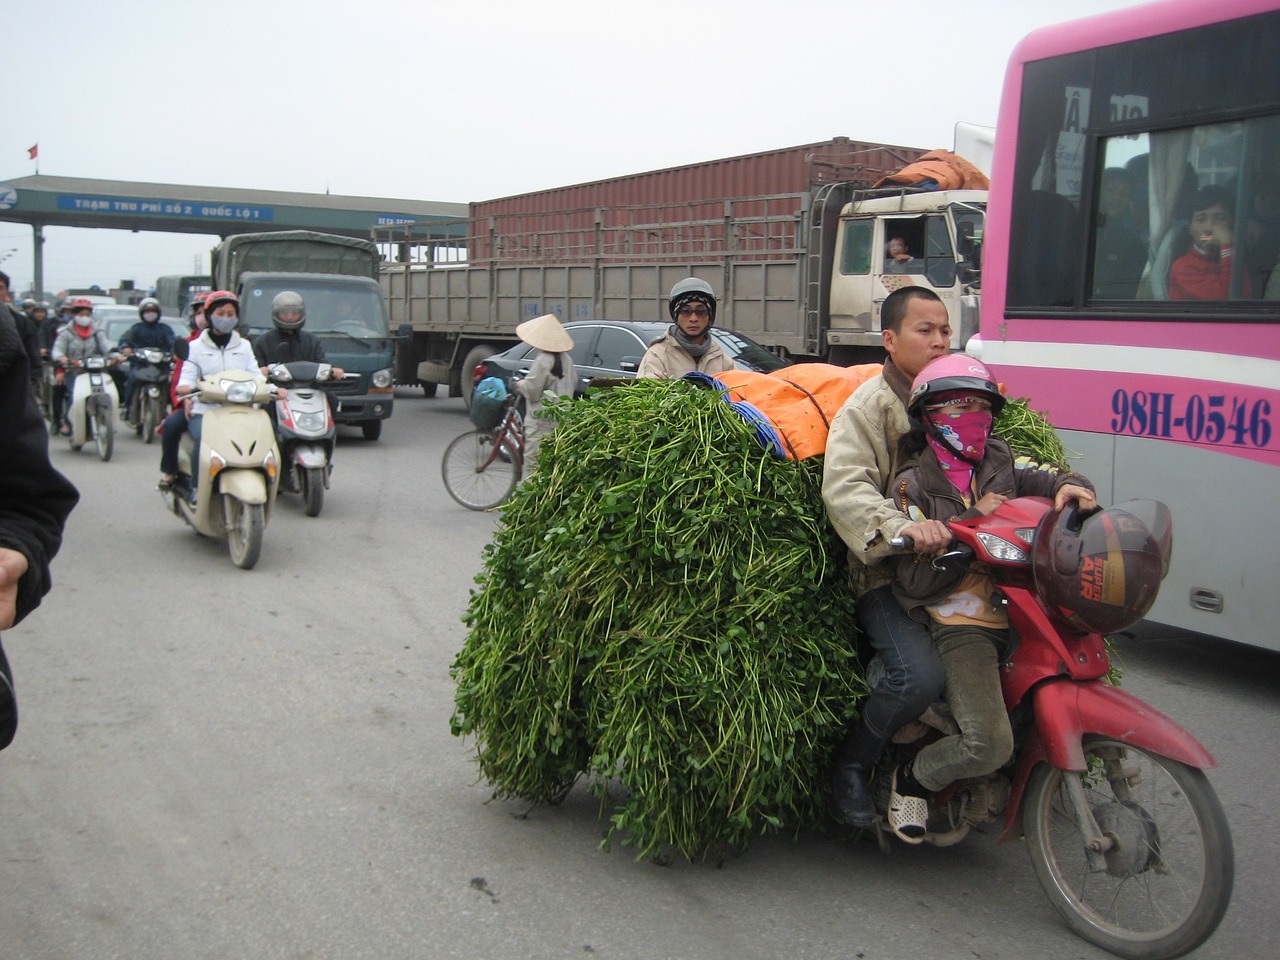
[0,174,467,241]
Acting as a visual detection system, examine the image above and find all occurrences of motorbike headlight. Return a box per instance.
[976,532,1029,563]
[297,412,327,432]
[224,380,257,404]
[371,367,393,389]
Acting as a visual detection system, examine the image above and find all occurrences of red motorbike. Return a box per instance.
[885,496,1233,960]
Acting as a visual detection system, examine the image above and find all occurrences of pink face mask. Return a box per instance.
[926,408,993,492]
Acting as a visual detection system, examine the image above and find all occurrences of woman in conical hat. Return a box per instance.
[513,314,577,444]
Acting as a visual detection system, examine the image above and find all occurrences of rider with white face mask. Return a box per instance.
[51,298,111,436]
[174,291,263,496]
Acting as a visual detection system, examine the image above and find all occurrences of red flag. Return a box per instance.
[27,143,38,160]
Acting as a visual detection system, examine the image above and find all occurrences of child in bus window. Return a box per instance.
[1170,185,1254,300]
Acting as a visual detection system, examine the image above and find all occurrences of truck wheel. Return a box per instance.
[361,420,383,441]
[460,344,496,410]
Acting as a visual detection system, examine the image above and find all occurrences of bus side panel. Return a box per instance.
[1107,432,1279,649]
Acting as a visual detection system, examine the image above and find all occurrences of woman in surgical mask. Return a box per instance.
[171,290,265,496]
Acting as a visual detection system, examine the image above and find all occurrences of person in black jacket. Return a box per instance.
[251,290,343,378]
[0,271,41,398]
[0,305,80,749]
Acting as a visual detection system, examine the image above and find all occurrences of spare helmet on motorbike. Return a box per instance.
[1032,499,1173,634]
[271,290,306,332]
[668,277,717,326]
[138,296,161,322]
[204,290,240,317]
[908,354,1006,419]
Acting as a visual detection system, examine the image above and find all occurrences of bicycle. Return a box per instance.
[441,394,525,510]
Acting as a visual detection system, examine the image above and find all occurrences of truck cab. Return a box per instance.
[238,272,397,440]
[827,190,985,362]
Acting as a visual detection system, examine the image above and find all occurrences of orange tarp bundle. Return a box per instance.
[872,149,989,191]
[695,363,882,460]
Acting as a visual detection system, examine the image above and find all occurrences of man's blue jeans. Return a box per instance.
[853,584,947,746]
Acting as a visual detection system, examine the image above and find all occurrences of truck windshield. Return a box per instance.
[241,281,389,338]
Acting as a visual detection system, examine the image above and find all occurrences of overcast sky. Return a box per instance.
[2,0,1141,297]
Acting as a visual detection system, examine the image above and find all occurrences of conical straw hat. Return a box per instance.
[516,313,574,353]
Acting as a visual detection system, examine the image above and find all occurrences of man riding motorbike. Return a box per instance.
[117,296,175,422]
[251,291,344,381]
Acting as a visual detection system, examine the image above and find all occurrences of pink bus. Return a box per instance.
[971,0,1280,650]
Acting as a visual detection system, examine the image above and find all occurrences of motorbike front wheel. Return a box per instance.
[301,466,325,517]
[225,496,265,570]
[94,405,114,461]
[441,430,520,511]
[1023,736,1234,960]
[143,396,161,444]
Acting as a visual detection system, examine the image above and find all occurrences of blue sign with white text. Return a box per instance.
[57,194,274,222]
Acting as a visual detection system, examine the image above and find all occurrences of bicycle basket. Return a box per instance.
[470,376,509,429]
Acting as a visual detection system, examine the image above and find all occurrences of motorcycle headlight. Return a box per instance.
[223,380,257,404]
[976,532,1029,563]
[297,412,327,432]
[371,367,393,389]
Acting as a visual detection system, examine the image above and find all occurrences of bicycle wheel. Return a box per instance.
[442,429,520,510]
[1024,737,1234,959]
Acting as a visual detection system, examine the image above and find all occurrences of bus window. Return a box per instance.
[1008,9,1280,311]
[1107,115,1280,302]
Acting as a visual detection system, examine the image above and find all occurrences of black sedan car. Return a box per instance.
[470,319,787,401]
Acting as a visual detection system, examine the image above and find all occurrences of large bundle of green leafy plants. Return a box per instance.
[452,378,1068,861]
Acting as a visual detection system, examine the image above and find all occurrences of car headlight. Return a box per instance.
[371,367,393,389]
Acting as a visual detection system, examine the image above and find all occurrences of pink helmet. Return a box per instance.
[908,354,1005,417]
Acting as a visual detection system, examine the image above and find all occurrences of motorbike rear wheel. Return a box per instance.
[301,466,325,517]
[1023,737,1234,960]
[94,405,114,462]
[441,429,520,511]
[225,496,265,570]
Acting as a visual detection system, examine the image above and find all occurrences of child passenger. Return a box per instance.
[884,355,1096,842]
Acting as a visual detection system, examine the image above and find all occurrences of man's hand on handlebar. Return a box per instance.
[900,519,951,554]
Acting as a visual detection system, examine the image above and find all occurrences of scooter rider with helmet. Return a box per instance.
[171,291,265,497]
[636,277,735,379]
[50,298,111,436]
[117,297,175,421]
[251,291,344,380]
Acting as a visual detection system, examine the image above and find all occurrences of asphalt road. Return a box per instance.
[1,389,1275,960]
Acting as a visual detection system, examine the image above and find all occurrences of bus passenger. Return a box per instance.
[1170,185,1253,300]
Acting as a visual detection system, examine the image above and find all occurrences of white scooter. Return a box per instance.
[266,361,339,517]
[65,354,121,461]
[159,369,281,570]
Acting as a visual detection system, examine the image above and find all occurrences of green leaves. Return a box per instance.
[451,380,865,861]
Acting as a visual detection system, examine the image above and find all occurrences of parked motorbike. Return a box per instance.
[125,347,172,444]
[159,369,280,570]
[266,360,337,517]
[65,354,121,461]
[882,497,1233,960]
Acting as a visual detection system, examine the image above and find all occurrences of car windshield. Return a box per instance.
[240,280,390,338]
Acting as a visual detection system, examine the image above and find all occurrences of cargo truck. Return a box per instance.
[211,230,403,439]
[374,138,986,399]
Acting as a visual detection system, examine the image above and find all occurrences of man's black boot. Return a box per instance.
[830,763,875,827]
[829,724,883,827]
